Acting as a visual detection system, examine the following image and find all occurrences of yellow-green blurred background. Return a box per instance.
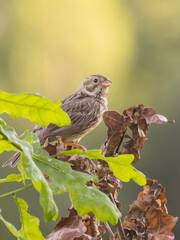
[0,0,179,238]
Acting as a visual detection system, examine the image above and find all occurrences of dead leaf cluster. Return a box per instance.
[46,209,106,240]
[43,105,177,240]
[123,179,178,240]
[102,104,170,163]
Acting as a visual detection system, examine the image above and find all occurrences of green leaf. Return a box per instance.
[0,210,26,240]
[0,174,24,183]
[0,90,70,127]
[59,149,147,186]
[0,119,58,222]
[0,118,30,152]
[18,151,58,222]
[34,155,121,225]
[20,131,42,156]
[14,197,44,240]
[0,140,15,153]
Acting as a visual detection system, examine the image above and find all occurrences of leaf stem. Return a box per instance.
[0,183,33,200]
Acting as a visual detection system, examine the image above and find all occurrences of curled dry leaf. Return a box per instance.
[46,209,87,240]
[83,213,106,240]
[68,154,97,176]
[102,104,171,163]
[122,179,178,240]
[46,209,106,240]
[145,114,168,124]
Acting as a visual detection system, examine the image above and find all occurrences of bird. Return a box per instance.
[3,74,112,168]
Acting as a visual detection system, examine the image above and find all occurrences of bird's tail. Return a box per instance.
[2,152,21,168]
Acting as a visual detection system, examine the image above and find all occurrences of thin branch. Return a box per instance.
[104,222,115,240]
[115,219,126,240]
[0,183,33,200]
[110,193,126,240]
[116,130,126,154]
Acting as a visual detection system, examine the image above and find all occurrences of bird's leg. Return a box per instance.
[64,141,87,152]
[56,136,66,149]
[56,137,87,152]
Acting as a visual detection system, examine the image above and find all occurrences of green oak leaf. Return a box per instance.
[20,131,42,156]
[58,149,146,186]
[0,118,24,154]
[18,150,58,222]
[0,140,15,154]
[0,209,26,240]
[15,197,44,240]
[0,90,70,127]
[0,174,24,183]
[0,119,58,222]
[34,155,121,225]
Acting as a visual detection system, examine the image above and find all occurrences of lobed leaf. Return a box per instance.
[59,149,146,186]
[0,174,24,183]
[0,90,70,127]
[15,197,44,240]
[0,210,26,240]
[0,119,120,224]
[18,151,58,222]
[0,140,15,154]
[34,155,121,225]
[19,131,42,156]
[0,119,58,222]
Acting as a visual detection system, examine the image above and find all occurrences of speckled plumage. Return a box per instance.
[3,74,112,167]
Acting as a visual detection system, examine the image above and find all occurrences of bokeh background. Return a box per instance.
[0,0,179,238]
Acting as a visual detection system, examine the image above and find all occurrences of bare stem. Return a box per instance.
[0,183,33,200]
[115,219,126,240]
[104,222,115,240]
[116,130,126,154]
[110,193,126,240]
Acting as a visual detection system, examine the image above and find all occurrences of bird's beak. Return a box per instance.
[102,79,112,87]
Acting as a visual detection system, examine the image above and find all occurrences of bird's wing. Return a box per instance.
[61,96,100,125]
[38,96,101,143]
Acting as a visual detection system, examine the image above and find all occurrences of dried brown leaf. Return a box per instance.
[145,114,168,124]
[123,179,178,239]
[46,209,87,240]
[103,111,126,138]
[101,132,123,157]
[102,105,170,163]
[68,154,97,175]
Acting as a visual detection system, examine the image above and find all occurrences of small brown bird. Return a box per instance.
[3,74,112,167]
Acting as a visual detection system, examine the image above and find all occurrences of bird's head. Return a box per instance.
[80,74,112,98]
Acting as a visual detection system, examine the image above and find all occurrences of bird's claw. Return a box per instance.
[57,136,63,144]
[42,138,49,148]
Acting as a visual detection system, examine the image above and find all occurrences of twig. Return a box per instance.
[110,193,126,240]
[0,175,49,200]
[104,222,115,240]
[116,130,126,154]
[115,219,126,240]
[0,183,33,199]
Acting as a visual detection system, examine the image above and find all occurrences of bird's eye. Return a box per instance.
[94,78,98,83]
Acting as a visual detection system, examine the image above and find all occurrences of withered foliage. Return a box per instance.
[123,179,178,240]
[102,104,170,163]
[46,209,88,240]
[44,105,177,240]
[46,209,105,240]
